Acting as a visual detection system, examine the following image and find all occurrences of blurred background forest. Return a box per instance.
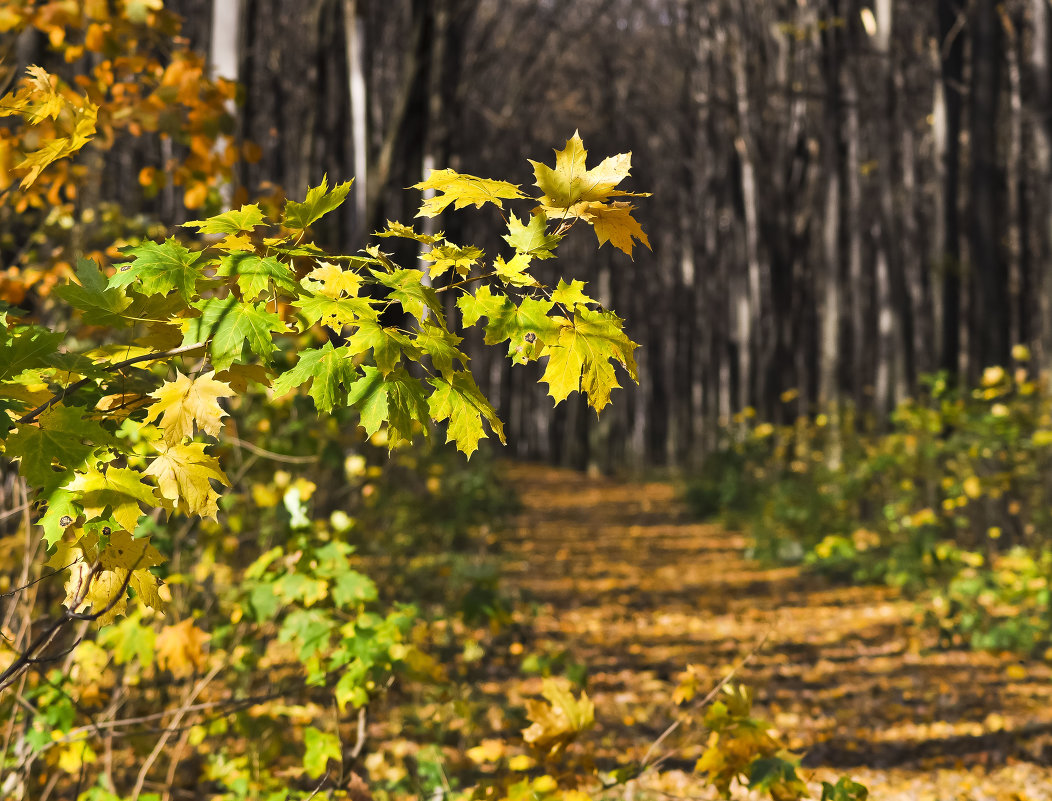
[7,0,1052,469]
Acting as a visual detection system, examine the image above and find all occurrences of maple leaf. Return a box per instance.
[347,366,429,445]
[530,131,639,211]
[64,465,158,533]
[15,95,98,188]
[305,262,363,298]
[582,200,651,258]
[371,269,445,324]
[271,341,358,413]
[109,238,205,301]
[182,297,285,370]
[215,252,297,301]
[414,322,467,379]
[493,253,536,287]
[39,488,79,547]
[2,66,66,124]
[503,213,563,260]
[5,405,115,492]
[144,371,235,445]
[522,678,595,757]
[145,440,230,519]
[182,204,265,235]
[484,294,562,364]
[156,619,210,677]
[283,176,353,230]
[413,168,526,217]
[63,561,129,626]
[54,258,132,328]
[541,307,639,411]
[293,294,377,332]
[303,727,342,779]
[375,220,443,244]
[0,327,64,383]
[428,371,506,457]
[421,243,484,279]
[345,320,412,375]
[551,278,594,309]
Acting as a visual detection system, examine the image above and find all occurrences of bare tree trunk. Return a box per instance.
[937,0,965,379]
[1032,0,1052,367]
[343,0,368,244]
[969,0,1005,370]
[209,0,242,208]
[732,22,760,413]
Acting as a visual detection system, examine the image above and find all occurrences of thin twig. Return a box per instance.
[638,630,771,774]
[131,662,223,801]
[221,435,318,465]
[17,342,206,424]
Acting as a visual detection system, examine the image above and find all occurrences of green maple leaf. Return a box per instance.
[54,258,132,327]
[109,238,205,301]
[183,204,266,235]
[456,284,505,328]
[541,307,639,411]
[293,294,377,331]
[64,465,158,532]
[413,169,525,217]
[347,366,389,437]
[371,269,445,324]
[551,278,594,309]
[421,243,484,279]
[6,406,115,492]
[345,320,411,375]
[0,326,64,382]
[486,296,561,364]
[494,253,535,287]
[428,371,505,457]
[503,213,563,259]
[215,252,298,301]
[39,488,79,547]
[183,297,285,370]
[282,176,353,230]
[383,368,430,445]
[414,323,467,379]
[272,341,358,412]
[347,366,428,444]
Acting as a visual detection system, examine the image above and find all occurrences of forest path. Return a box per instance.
[497,461,1052,799]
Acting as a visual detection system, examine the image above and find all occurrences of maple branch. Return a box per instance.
[130,662,222,801]
[434,270,499,294]
[222,435,319,465]
[17,342,207,425]
[0,561,75,601]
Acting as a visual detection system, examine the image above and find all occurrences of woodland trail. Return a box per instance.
[497,462,1052,800]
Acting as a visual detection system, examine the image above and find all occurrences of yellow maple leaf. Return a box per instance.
[521,678,595,757]
[60,532,165,624]
[64,465,158,533]
[307,262,363,298]
[156,619,210,677]
[582,201,651,258]
[145,441,230,519]
[145,371,235,445]
[413,168,525,217]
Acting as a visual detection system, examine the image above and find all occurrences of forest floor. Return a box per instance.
[496,461,1052,800]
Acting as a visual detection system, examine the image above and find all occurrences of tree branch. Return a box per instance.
[17,342,207,425]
